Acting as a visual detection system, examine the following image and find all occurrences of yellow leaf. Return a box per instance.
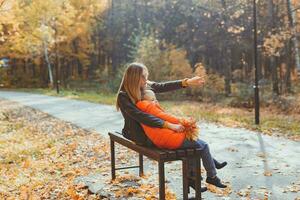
[126,187,139,195]
[20,186,29,200]
[56,162,65,170]
[66,186,83,200]
[23,159,31,168]
[264,171,272,176]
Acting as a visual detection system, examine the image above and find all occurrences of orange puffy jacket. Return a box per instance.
[136,100,186,149]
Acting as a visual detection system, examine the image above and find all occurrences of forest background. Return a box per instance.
[1,0,300,136]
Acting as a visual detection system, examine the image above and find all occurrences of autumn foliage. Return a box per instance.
[0,0,300,110]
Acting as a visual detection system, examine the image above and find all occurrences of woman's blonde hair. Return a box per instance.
[116,62,148,110]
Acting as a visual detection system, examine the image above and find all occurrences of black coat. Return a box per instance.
[117,80,184,145]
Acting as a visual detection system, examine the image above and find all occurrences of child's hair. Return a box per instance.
[142,89,157,101]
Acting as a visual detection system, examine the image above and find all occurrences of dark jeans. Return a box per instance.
[180,139,217,178]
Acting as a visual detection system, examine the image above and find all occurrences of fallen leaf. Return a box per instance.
[20,186,29,200]
[226,147,239,152]
[237,188,251,197]
[264,171,272,176]
[23,159,31,168]
[66,186,83,200]
[127,187,139,194]
[256,152,266,158]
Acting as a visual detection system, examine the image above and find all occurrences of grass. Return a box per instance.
[2,87,300,139]
[161,101,300,138]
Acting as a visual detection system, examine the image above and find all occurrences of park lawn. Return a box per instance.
[8,88,300,140]
[160,101,300,140]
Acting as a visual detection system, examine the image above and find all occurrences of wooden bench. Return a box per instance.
[109,132,204,200]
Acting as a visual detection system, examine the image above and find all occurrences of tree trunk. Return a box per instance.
[40,56,48,87]
[221,0,232,96]
[54,24,60,92]
[269,0,279,95]
[271,57,279,95]
[71,39,83,78]
[43,40,54,87]
[66,59,71,80]
[30,58,36,77]
[286,40,293,93]
[286,0,300,77]
[23,59,26,73]
[110,0,117,77]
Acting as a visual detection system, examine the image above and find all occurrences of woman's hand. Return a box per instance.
[186,76,205,87]
[167,122,185,132]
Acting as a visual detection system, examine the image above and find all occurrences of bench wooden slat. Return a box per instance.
[164,150,177,159]
[109,132,168,160]
[176,149,186,157]
[186,149,195,156]
[110,132,202,159]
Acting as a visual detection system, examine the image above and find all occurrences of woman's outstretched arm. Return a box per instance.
[148,76,205,93]
[148,80,185,93]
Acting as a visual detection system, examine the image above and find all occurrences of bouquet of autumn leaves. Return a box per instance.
[179,117,199,141]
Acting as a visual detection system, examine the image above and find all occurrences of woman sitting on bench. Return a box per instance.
[116,62,227,189]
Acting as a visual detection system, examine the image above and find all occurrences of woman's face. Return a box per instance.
[140,69,148,89]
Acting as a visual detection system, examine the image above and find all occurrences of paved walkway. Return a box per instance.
[0,91,299,199]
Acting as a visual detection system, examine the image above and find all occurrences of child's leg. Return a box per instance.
[213,158,227,169]
[180,139,227,188]
[180,139,217,178]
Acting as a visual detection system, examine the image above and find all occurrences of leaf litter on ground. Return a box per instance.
[0,100,177,199]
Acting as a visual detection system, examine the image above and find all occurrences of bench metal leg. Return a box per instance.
[158,161,165,200]
[139,154,144,176]
[195,156,201,200]
[182,158,189,200]
[110,140,116,180]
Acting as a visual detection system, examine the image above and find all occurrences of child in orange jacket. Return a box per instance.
[136,89,199,149]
